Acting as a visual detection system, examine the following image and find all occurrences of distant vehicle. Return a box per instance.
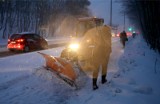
[112,33,120,37]
[116,33,120,37]
[7,32,48,52]
[112,32,116,37]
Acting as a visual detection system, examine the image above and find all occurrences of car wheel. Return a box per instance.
[9,49,14,52]
[23,46,29,52]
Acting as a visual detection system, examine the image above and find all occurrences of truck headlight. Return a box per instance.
[69,43,79,51]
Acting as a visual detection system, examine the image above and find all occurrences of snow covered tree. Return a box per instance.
[0,0,91,38]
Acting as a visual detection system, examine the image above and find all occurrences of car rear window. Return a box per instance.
[10,33,41,39]
[10,34,22,39]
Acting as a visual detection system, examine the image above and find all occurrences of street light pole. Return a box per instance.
[123,12,125,31]
[110,0,112,28]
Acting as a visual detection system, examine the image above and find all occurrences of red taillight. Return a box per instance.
[16,38,24,43]
[17,44,22,49]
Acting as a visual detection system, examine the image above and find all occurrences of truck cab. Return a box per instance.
[60,17,104,61]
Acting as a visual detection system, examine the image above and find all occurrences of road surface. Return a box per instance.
[0,37,124,104]
[0,43,68,58]
[0,37,121,58]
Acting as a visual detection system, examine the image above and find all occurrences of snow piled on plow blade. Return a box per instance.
[37,52,77,81]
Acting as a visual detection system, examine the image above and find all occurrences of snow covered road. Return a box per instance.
[0,36,160,104]
[0,37,121,104]
[0,37,71,58]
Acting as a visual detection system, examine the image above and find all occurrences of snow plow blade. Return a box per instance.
[37,52,77,88]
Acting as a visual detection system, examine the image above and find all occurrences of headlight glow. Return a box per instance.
[69,43,79,51]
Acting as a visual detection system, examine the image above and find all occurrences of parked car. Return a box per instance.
[7,32,48,52]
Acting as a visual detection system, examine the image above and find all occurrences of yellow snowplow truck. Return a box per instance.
[60,17,104,62]
[37,17,106,89]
